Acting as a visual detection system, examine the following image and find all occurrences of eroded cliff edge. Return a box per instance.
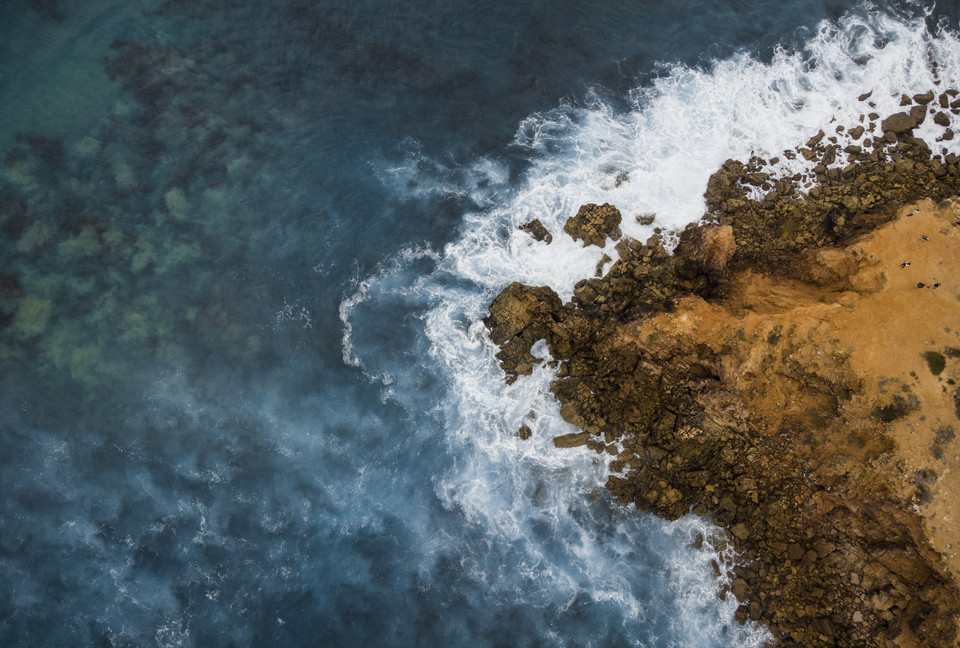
[485,93,960,648]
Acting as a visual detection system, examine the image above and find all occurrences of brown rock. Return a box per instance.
[732,578,751,602]
[731,522,750,540]
[787,543,805,561]
[484,282,562,377]
[595,253,612,277]
[735,604,750,624]
[517,425,532,440]
[573,282,599,306]
[794,247,857,288]
[564,203,622,247]
[675,224,736,275]
[484,282,561,346]
[880,112,919,134]
[553,432,591,448]
[910,104,927,125]
[814,539,836,558]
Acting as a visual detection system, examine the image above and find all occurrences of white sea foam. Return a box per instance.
[338,245,441,389]
[345,6,960,646]
[434,8,960,301]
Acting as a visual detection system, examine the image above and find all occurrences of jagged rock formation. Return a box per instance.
[563,202,622,247]
[485,94,960,647]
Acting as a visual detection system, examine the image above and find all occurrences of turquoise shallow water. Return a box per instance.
[1,1,958,646]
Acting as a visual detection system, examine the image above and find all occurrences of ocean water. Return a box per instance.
[2,1,960,646]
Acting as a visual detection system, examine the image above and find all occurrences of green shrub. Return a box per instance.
[924,351,946,376]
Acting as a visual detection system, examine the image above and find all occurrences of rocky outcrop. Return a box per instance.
[485,95,960,647]
[484,282,563,382]
[563,203,622,247]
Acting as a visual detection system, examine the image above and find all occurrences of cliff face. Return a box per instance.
[485,97,960,648]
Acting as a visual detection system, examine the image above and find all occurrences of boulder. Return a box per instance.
[787,542,806,561]
[881,112,919,134]
[732,577,751,602]
[731,522,750,540]
[910,104,927,125]
[553,432,591,448]
[794,247,857,287]
[675,224,736,274]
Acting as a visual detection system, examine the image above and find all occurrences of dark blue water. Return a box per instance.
[1,1,958,646]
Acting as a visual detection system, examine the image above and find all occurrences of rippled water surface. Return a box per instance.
[2,1,959,646]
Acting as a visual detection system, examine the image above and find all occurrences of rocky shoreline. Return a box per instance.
[484,91,960,647]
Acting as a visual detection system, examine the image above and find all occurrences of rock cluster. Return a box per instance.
[706,89,960,273]
[484,95,960,647]
[562,203,622,247]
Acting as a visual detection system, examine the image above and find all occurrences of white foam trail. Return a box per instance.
[338,245,441,389]
[339,278,372,369]
[345,6,960,646]
[273,300,314,329]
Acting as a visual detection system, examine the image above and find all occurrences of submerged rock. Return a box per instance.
[519,218,552,243]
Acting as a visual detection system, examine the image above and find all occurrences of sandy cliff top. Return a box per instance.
[637,198,960,591]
